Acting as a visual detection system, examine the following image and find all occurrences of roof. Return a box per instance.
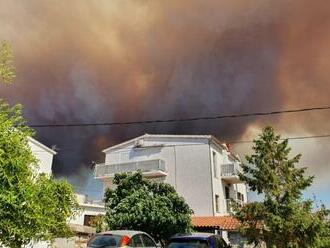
[28,137,57,155]
[191,216,240,230]
[102,134,241,162]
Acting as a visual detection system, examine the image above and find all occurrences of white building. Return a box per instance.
[70,194,106,227]
[28,137,57,175]
[95,134,247,217]
[95,134,249,246]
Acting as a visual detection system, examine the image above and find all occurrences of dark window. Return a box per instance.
[88,234,121,247]
[130,234,144,247]
[141,234,156,247]
[168,238,209,248]
[225,186,230,199]
[215,195,220,213]
[213,151,218,177]
[84,215,96,226]
[213,236,227,248]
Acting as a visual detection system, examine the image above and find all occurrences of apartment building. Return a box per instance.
[95,134,247,217]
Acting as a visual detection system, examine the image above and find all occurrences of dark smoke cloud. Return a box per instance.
[0,0,330,188]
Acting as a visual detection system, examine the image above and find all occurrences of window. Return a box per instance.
[212,151,218,178]
[130,235,144,247]
[237,192,244,203]
[141,234,157,247]
[215,194,220,213]
[84,215,96,226]
[213,236,228,248]
[225,186,230,199]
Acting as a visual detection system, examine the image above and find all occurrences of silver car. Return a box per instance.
[87,230,159,248]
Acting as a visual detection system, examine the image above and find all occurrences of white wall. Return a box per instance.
[28,139,54,175]
[70,204,106,226]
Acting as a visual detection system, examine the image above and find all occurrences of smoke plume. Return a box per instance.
[0,0,330,189]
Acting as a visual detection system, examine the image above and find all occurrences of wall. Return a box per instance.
[28,139,54,175]
[70,203,106,226]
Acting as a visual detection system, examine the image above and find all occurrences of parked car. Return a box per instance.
[167,233,231,248]
[87,230,159,248]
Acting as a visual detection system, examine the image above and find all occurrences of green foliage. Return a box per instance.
[235,126,330,248]
[0,101,79,247]
[0,41,15,84]
[33,175,80,240]
[104,172,193,243]
[90,214,106,233]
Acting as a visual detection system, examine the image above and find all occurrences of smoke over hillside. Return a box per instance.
[0,0,330,186]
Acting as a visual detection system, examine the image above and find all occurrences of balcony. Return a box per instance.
[221,163,242,184]
[95,159,167,179]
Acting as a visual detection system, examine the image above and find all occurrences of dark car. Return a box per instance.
[87,230,159,248]
[167,233,231,248]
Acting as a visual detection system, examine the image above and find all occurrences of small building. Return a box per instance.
[95,134,248,246]
[71,193,106,227]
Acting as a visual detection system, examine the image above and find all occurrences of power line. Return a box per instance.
[229,133,330,144]
[39,133,330,153]
[29,105,330,128]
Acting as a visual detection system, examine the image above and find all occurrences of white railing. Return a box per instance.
[95,159,166,178]
[221,163,241,177]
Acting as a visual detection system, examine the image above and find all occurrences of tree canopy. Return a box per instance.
[0,41,15,84]
[235,126,330,248]
[104,172,193,243]
[0,41,79,247]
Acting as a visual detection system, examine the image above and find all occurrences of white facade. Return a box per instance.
[28,137,57,175]
[70,194,106,226]
[95,134,247,217]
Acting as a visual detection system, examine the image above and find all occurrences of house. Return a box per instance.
[95,134,248,245]
[28,137,57,175]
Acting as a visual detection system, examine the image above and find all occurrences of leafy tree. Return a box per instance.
[0,41,15,84]
[105,172,193,244]
[0,42,79,247]
[0,101,80,247]
[90,214,106,233]
[235,126,330,248]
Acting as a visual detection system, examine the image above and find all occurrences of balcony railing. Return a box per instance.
[221,163,242,184]
[95,159,167,179]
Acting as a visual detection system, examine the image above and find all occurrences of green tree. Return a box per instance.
[0,41,79,247]
[0,101,80,247]
[90,214,106,233]
[105,172,193,244]
[0,41,15,84]
[235,126,330,248]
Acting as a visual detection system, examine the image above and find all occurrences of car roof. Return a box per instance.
[97,230,148,237]
[171,232,217,240]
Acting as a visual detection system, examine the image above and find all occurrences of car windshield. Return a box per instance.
[88,234,122,248]
[168,239,209,248]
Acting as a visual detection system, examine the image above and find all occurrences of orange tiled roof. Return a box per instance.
[192,216,240,230]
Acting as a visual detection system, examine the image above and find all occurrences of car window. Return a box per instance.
[214,236,227,248]
[168,239,209,248]
[88,234,121,247]
[130,234,144,247]
[141,234,157,247]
